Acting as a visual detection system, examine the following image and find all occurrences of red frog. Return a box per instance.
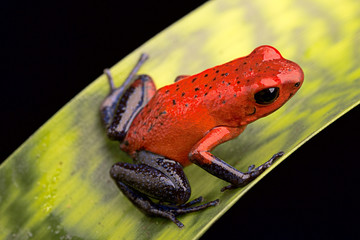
[100,45,304,227]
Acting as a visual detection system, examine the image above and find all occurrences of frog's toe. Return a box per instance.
[153,209,184,228]
[178,196,203,208]
[256,151,284,170]
[221,184,239,192]
[248,164,255,171]
[149,198,219,228]
[173,218,184,228]
[172,198,219,215]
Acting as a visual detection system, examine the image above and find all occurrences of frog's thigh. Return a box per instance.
[105,75,156,141]
[110,150,191,204]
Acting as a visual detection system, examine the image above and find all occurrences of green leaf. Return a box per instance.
[1,0,360,239]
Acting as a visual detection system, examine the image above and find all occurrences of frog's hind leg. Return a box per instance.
[104,75,156,141]
[110,151,219,228]
[100,54,156,142]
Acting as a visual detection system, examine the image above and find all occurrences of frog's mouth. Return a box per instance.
[288,92,294,100]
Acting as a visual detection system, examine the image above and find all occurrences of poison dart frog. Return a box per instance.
[100,45,304,227]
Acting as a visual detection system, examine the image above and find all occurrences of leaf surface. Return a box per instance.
[1,0,360,239]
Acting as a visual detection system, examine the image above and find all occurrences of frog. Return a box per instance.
[100,45,304,228]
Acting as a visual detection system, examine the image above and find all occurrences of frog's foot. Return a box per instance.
[115,181,219,228]
[155,197,219,228]
[220,151,284,192]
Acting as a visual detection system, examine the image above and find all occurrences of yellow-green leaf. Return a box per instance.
[1,0,360,239]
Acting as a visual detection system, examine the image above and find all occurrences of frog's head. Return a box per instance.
[240,45,304,123]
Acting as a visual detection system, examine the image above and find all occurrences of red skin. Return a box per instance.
[121,46,304,166]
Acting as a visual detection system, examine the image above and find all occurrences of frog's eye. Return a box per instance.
[254,87,279,105]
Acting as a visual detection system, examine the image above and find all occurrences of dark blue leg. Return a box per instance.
[105,75,155,141]
[101,53,148,128]
[100,54,156,141]
[190,151,284,192]
[109,151,219,228]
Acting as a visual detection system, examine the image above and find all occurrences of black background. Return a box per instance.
[1,1,359,239]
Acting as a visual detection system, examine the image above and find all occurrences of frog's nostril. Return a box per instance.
[295,82,301,87]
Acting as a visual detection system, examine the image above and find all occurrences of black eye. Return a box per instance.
[295,82,300,87]
[255,87,279,105]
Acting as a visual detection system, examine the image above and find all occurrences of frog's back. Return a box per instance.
[122,77,218,166]
[122,57,254,165]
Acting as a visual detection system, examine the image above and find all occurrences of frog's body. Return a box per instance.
[101,46,304,227]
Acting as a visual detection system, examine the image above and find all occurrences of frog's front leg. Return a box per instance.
[110,151,219,228]
[189,126,284,191]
